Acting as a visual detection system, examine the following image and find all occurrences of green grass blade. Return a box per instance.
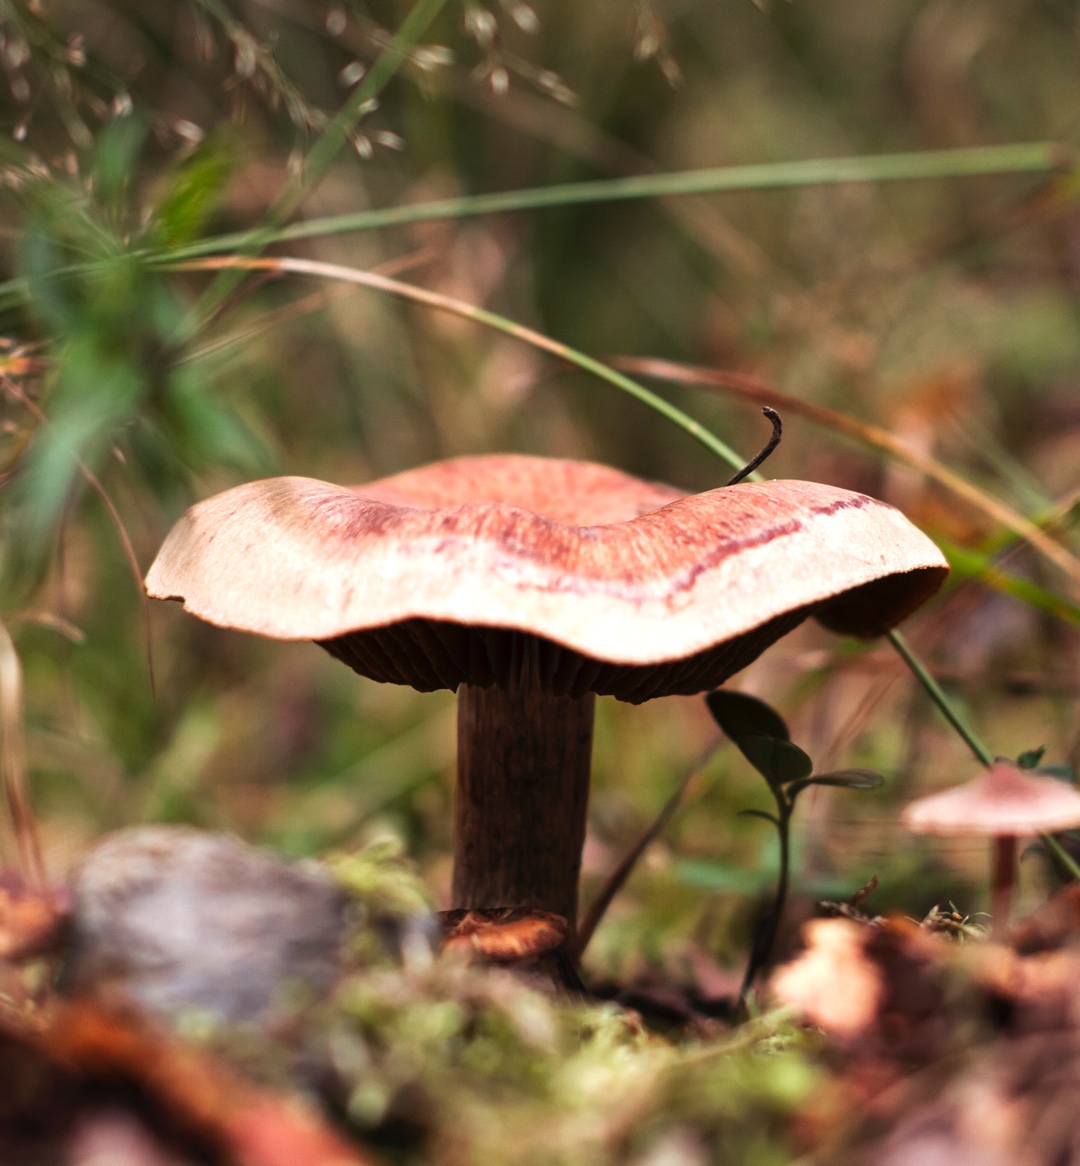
[0,142,1066,306]
[942,540,1080,626]
[277,0,449,218]
[165,142,1072,259]
[888,629,994,768]
[186,0,449,331]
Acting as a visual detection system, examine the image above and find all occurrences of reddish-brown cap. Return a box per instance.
[902,761,1080,837]
[438,907,569,963]
[146,454,947,702]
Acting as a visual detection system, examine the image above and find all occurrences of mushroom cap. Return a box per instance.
[901,761,1080,837]
[146,454,947,702]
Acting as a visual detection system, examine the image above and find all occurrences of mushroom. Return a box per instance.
[146,454,947,934]
[901,760,1080,926]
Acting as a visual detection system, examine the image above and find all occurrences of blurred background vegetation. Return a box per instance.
[2,0,1080,991]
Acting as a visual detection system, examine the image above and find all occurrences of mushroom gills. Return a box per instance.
[319,608,813,704]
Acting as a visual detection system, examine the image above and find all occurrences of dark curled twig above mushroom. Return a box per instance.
[725,407,783,487]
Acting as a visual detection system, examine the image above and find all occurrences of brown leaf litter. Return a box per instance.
[772,885,1080,1165]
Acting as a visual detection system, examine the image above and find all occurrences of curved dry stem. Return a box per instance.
[163,255,750,473]
[612,357,1080,594]
[725,408,782,487]
[573,739,717,960]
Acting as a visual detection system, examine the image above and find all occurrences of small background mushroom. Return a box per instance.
[902,760,1080,925]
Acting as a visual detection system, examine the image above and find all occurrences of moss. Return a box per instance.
[304,846,822,1165]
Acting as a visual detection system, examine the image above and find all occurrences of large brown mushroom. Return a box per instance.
[146,454,948,932]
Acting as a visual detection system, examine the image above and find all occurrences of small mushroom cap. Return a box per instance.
[902,762,1080,837]
[147,454,947,701]
[437,907,569,963]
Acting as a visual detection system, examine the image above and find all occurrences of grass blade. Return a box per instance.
[188,0,450,329]
[941,541,1080,626]
[164,142,1073,260]
[163,255,750,473]
[572,742,716,960]
[888,629,994,767]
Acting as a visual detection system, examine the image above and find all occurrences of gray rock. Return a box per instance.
[64,826,350,1028]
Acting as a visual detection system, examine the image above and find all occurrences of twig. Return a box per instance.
[726,408,781,486]
[572,740,718,960]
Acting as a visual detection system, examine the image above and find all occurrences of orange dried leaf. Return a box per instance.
[2,1002,379,1166]
[0,872,68,960]
[770,919,884,1039]
[439,907,569,962]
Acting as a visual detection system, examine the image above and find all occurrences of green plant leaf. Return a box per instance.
[786,769,884,798]
[1018,747,1047,769]
[738,808,781,827]
[736,733,813,787]
[706,690,790,742]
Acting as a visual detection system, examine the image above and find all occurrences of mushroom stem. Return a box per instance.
[453,682,595,930]
[990,834,1018,929]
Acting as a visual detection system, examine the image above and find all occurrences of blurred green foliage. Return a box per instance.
[6,116,265,591]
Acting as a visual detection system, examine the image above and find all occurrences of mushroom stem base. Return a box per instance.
[453,683,595,930]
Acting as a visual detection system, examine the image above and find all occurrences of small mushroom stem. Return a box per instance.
[453,682,595,930]
[990,834,1018,929]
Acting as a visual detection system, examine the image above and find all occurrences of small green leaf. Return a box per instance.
[738,808,781,827]
[810,768,883,789]
[787,769,884,798]
[706,690,790,742]
[1018,747,1047,769]
[737,733,813,786]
